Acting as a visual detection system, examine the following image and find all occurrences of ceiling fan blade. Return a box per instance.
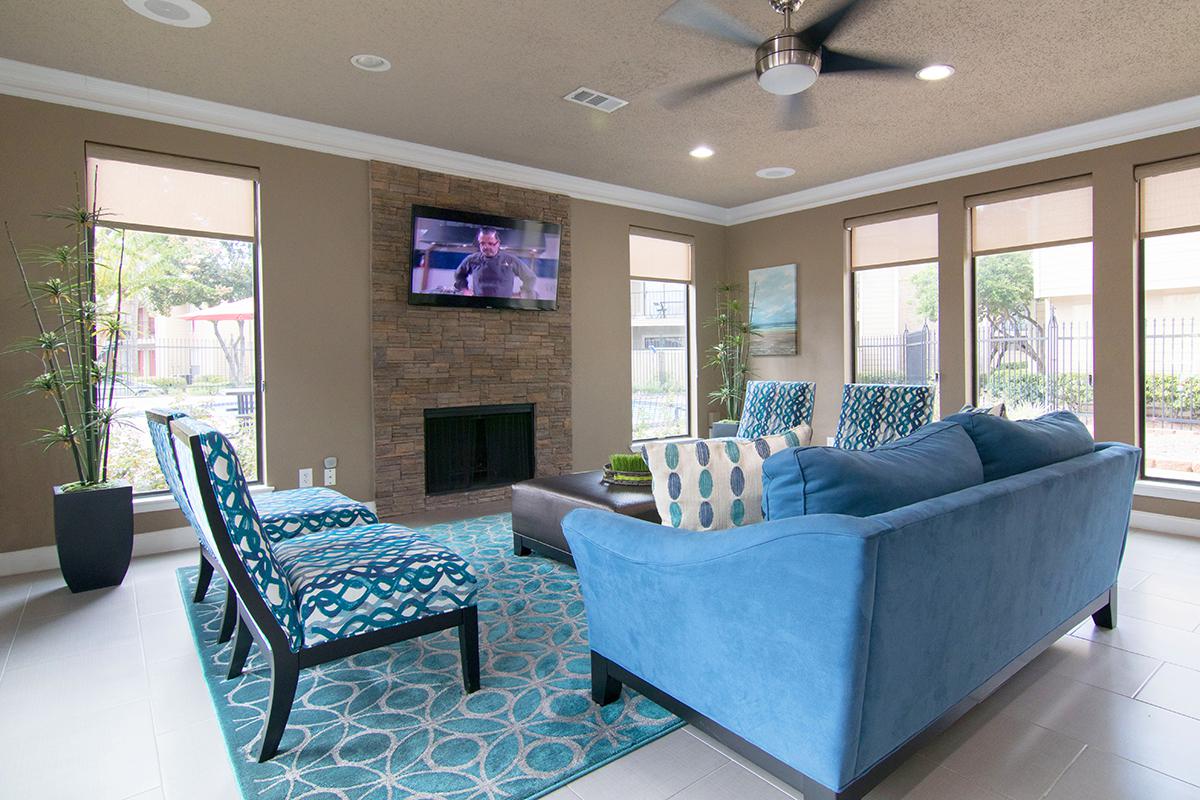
[659,0,762,49]
[821,49,910,73]
[777,91,814,131]
[797,0,864,49]
[660,69,752,108]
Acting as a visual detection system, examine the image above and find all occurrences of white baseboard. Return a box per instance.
[0,498,380,577]
[1130,510,1200,539]
[0,525,198,578]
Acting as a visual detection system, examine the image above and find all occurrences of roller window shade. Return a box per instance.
[848,210,938,270]
[630,230,693,281]
[1138,157,1200,237]
[969,181,1092,255]
[86,145,259,241]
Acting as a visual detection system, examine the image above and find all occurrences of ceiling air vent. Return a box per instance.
[564,87,628,113]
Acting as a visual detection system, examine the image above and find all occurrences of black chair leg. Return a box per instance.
[193,553,214,603]
[218,583,237,644]
[258,652,299,762]
[1092,585,1118,629]
[591,651,621,705]
[458,606,481,693]
[227,618,253,679]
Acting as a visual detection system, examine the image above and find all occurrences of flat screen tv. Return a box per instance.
[408,205,561,311]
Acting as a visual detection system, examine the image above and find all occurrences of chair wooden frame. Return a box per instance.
[174,422,481,761]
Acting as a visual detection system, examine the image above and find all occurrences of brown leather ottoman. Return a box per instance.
[511,470,660,566]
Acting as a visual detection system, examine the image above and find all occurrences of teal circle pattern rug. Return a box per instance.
[175,513,682,800]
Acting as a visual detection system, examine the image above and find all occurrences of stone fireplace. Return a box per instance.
[369,162,572,517]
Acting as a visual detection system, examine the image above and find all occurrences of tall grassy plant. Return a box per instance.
[704,283,758,421]
[5,191,126,490]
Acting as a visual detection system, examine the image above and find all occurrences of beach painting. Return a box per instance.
[748,264,797,356]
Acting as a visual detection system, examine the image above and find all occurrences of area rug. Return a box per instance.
[176,513,682,800]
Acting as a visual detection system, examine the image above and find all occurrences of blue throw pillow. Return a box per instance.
[761,421,984,519]
[942,409,1094,482]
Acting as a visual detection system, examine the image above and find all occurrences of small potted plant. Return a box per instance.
[704,283,758,438]
[6,193,132,593]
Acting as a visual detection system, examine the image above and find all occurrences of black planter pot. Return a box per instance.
[53,482,133,593]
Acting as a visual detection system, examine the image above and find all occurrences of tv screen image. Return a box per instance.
[409,205,561,311]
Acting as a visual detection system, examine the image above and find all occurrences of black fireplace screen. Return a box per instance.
[423,404,535,495]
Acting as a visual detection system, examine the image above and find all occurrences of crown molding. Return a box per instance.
[0,58,728,225]
[724,94,1200,224]
[2,58,1199,228]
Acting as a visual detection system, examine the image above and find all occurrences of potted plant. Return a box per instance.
[5,194,131,593]
[704,283,758,437]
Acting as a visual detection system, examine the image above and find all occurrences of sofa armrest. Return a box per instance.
[562,508,889,791]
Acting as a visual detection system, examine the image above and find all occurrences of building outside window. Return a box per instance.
[969,179,1094,429]
[630,230,694,440]
[848,208,939,389]
[87,144,262,493]
[1137,156,1200,482]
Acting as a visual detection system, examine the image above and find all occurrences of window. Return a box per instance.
[630,230,694,440]
[969,179,1094,429]
[848,209,939,388]
[1137,156,1200,482]
[87,145,261,493]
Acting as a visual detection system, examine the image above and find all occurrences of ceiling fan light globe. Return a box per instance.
[758,63,818,95]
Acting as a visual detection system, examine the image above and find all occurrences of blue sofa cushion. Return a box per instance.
[762,421,984,519]
[942,409,1094,482]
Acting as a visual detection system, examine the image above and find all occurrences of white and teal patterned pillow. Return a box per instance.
[644,424,812,531]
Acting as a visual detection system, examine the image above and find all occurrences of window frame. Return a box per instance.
[629,273,695,443]
[86,146,265,495]
[846,207,940,389]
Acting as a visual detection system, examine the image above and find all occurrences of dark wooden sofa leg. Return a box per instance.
[459,606,481,693]
[258,652,300,762]
[591,651,622,705]
[193,553,214,603]
[513,533,532,557]
[1092,585,1118,629]
[227,618,253,679]
[218,583,238,643]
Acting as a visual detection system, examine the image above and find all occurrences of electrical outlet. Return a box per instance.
[324,468,336,486]
[298,468,313,488]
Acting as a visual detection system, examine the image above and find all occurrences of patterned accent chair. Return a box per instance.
[171,416,480,762]
[833,383,936,450]
[146,410,379,644]
[736,380,817,439]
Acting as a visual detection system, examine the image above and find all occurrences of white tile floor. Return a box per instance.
[1,527,1199,800]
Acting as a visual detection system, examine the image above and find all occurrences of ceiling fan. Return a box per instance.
[659,0,912,129]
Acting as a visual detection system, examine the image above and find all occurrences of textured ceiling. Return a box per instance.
[3,0,1200,207]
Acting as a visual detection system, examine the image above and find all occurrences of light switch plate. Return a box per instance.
[324,468,336,486]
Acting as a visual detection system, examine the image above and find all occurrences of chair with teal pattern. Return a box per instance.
[171,416,480,762]
[833,383,936,450]
[146,409,379,644]
[736,380,817,439]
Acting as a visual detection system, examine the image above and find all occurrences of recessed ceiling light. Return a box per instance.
[123,0,211,28]
[690,146,715,159]
[756,167,796,180]
[916,64,955,81]
[350,54,392,72]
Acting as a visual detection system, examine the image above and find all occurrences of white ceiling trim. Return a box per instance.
[1,58,1198,227]
[0,57,728,224]
[725,94,1200,224]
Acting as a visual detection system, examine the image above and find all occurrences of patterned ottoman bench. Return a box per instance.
[511,471,659,567]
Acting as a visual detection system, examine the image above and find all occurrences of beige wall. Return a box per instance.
[570,200,727,470]
[726,126,1200,519]
[0,95,374,553]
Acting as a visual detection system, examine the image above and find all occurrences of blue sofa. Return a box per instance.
[563,440,1140,800]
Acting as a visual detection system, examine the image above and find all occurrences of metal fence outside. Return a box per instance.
[112,335,256,398]
[854,315,1199,425]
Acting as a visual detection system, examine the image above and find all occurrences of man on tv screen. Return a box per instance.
[453,227,538,299]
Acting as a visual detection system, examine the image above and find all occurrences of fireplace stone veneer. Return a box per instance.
[370,162,572,517]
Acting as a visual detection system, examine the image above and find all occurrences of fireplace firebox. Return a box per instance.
[423,404,535,495]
